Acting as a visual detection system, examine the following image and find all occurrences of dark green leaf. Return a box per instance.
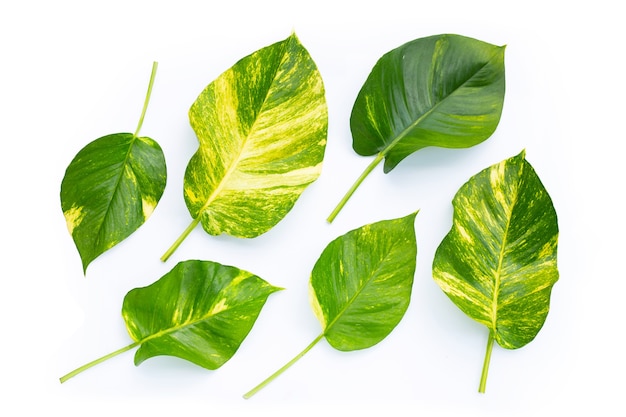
[328,34,505,222]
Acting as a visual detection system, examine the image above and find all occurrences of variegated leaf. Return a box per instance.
[328,34,505,222]
[163,33,327,260]
[352,34,506,173]
[123,260,282,369]
[60,260,281,382]
[61,63,165,273]
[432,150,559,392]
[310,212,418,351]
[244,212,418,398]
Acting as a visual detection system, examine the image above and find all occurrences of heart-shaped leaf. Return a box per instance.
[162,33,327,261]
[244,212,417,398]
[61,62,166,273]
[60,260,281,382]
[432,150,559,392]
[310,212,418,351]
[328,34,505,222]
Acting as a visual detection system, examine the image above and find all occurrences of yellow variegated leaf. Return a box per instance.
[163,33,327,261]
[432,150,559,392]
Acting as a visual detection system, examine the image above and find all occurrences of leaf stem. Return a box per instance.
[161,217,201,262]
[59,342,139,383]
[243,333,324,399]
[479,330,495,393]
[134,61,159,137]
[327,152,384,223]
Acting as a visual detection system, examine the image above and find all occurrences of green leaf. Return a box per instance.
[432,150,559,393]
[310,212,418,350]
[59,260,281,382]
[61,62,166,273]
[328,34,506,222]
[162,33,327,261]
[244,212,417,398]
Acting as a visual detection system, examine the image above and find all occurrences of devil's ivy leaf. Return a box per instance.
[59,260,281,382]
[162,33,327,261]
[60,62,165,273]
[328,34,505,222]
[244,212,417,398]
[432,150,559,392]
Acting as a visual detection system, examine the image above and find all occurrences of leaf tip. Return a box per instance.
[81,260,90,276]
[271,285,286,294]
[287,29,299,44]
[405,210,419,223]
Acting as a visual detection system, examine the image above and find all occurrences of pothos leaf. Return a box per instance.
[244,212,417,398]
[162,33,328,261]
[328,34,506,222]
[432,150,559,393]
[60,62,166,274]
[310,212,418,351]
[59,260,281,382]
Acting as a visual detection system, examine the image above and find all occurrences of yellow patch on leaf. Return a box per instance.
[209,298,229,315]
[63,205,85,235]
[142,196,157,219]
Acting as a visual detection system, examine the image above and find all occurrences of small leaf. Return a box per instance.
[59,260,281,382]
[61,62,165,273]
[244,212,417,398]
[162,33,327,261]
[328,34,505,222]
[432,150,559,392]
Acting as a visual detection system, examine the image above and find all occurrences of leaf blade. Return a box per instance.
[122,260,281,370]
[60,132,166,272]
[351,34,506,173]
[311,212,418,350]
[183,33,327,239]
[243,213,418,398]
[328,34,506,222]
[432,151,559,391]
[433,151,558,349]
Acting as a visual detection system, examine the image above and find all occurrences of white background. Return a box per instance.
[1,1,624,415]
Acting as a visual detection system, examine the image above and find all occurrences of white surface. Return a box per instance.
[1,1,623,415]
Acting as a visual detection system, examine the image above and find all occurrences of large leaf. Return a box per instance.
[432,150,559,392]
[162,33,327,261]
[328,34,505,222]
[61,62,166,273]
[60,260,281,382]
[244,212,417,398]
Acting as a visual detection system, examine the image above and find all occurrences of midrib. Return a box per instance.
[491,214,511,330]
[96,134,138,248]
[196,38,292,216]
[322,245,397,335]
[138,302,227,345]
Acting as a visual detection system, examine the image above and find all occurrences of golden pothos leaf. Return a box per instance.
[433,150,559,392]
